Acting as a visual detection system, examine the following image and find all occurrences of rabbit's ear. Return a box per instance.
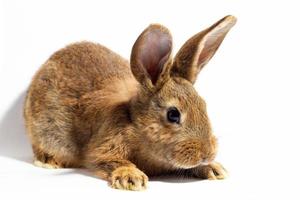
[130,24,172,90]
[172,15,237,84]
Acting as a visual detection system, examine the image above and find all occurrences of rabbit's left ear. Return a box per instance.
[130,24,173,91]
[171,15,237,84]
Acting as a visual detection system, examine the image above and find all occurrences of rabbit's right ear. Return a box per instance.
[130,24,173,91]
[171,15,237,84]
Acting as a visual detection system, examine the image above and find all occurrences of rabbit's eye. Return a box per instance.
[167,107,181,124]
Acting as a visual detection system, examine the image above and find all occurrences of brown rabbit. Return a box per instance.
[24,15,236,190]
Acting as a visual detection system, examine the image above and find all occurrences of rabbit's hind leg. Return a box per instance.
[32,146,67,169]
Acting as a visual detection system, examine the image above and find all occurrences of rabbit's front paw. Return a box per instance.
[193,162,228,180]
[110,166,148,191]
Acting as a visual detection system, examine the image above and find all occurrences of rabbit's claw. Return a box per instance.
[193,162,228,180]
[110,166,148,191]
[34,160,61,169]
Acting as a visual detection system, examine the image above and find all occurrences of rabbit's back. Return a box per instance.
[49,42,132,94]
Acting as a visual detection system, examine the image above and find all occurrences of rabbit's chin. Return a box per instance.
[170,162,201,169]
[170,159,214,169]
[166,156,202,169]
[200,161,212,166]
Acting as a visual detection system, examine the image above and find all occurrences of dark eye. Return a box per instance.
[167,107,181,124]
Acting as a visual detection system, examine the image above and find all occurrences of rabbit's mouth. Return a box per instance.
[167,139,217,169]
[168,141,203,169]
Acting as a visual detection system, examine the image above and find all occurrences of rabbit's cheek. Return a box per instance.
[142,123,173,143]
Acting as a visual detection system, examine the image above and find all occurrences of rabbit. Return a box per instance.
[24,15,236,190]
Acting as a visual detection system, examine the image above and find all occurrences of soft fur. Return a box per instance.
[24,15,236,190]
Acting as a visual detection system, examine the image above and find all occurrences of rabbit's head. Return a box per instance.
[130,16,236,169]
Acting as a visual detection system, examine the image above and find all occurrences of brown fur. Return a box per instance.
[24,15,237,190]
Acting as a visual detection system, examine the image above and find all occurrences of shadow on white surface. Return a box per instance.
[150,175,201,183]
[51,168,101,179]
[0,91,33,163]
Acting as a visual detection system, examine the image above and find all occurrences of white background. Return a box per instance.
[1,0,300,199]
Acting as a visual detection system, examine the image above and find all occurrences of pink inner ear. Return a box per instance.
[197,32,225,67]
[139,29,171,84]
